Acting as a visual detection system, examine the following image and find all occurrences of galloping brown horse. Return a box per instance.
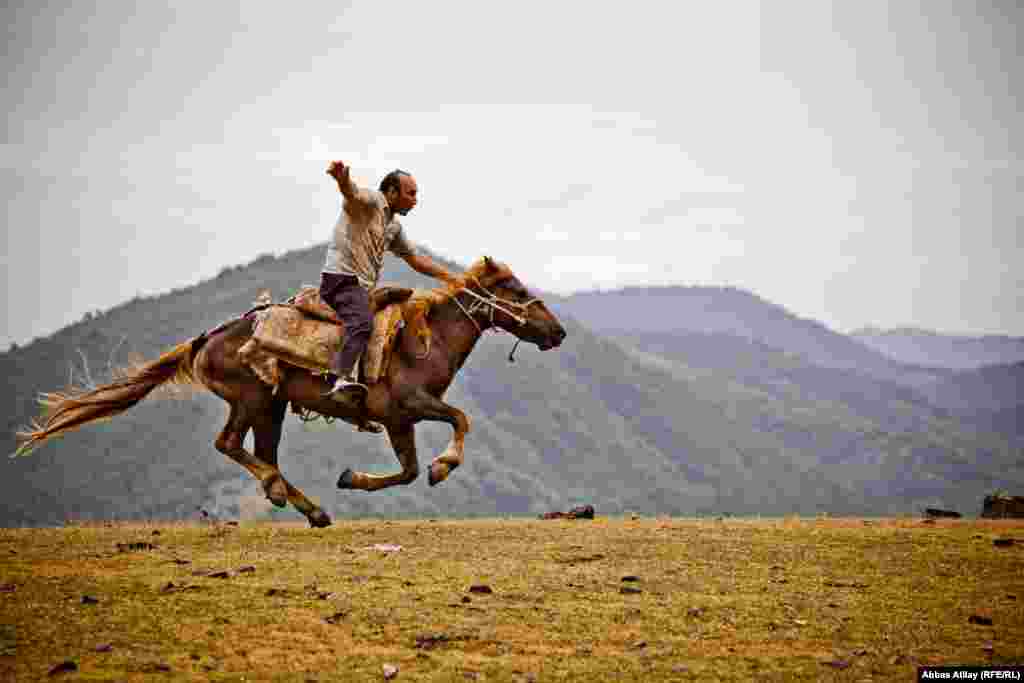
[17,257,567,527]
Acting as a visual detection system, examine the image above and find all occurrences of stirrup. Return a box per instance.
[354,421,384,434]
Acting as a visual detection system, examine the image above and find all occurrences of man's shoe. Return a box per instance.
[323,377,368,398]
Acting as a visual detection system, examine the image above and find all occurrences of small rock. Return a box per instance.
[94,643,113,653]
[620,586,642,595]
[852,649,870,656]
[1007,594,1017,601]
[416,634,448,650]
[141,662,172,673]
[383,663,399,679]
[116,541,155,552]
[686,607,705,618]
[324,611,347,625]
[671,664,689,673]
[968,614,993,626]
[822,659,851,669]
[461,596,472,604]
[621,575,640,582]
[993,538,1016,547]
[468,584,493,594]
[47,660,77,676]
[81,595,99,605]
[265,588,288,597]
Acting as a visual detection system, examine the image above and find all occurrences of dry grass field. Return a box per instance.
[1,516,1022,681]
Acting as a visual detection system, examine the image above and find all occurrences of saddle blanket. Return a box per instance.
[238,288,407,389]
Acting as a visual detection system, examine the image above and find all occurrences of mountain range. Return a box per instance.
[2,245,1021,525]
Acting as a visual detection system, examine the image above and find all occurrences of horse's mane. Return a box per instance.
[434,256,514,302]
[396,257,515,351]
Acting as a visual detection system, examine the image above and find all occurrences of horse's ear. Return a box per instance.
[483,256,496,271]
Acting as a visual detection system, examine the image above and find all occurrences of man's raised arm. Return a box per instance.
[326,160,366,204]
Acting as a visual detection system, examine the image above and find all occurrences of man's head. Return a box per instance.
[379,169,418,216]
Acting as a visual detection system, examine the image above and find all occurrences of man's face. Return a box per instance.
[391,175,418,216]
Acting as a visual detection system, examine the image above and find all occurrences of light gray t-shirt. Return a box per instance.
[322,187,416,290]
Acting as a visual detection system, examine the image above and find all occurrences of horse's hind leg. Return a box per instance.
[252,397,331,528]
[215,402,289,507]
[338,424,420,491]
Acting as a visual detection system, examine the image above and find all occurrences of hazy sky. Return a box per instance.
[2,1,1021,349]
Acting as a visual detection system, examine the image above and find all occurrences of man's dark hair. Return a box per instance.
[379,169,411,194]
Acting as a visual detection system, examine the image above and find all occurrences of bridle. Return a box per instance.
[451,278,544,362]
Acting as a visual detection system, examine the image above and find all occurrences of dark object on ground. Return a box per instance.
[993,538,1016,548]
[981,493,1024,518]
[116,541,156,552]
[925,508,961,518]
[540,505,595,520]
[968,614,994,626]
[48,661,77,676]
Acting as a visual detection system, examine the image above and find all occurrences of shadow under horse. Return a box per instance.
[17,257,567,527]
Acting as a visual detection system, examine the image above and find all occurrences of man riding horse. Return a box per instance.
[17,160,568,527]
[320,160,460,401]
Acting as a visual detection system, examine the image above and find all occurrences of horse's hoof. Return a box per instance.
[308,509,332,528]
[262,474,288,508]
[427,464,444,487]
[337,468,356,490]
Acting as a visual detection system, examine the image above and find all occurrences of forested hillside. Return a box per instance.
[2,246,1020,525]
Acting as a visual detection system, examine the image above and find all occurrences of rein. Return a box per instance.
[451,280,543,363]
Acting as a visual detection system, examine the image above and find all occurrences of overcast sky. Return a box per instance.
[2,1,1021,349]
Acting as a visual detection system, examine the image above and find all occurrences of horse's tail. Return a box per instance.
[14,335,207,457]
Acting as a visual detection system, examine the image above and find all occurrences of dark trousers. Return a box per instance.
[319,273,372,378]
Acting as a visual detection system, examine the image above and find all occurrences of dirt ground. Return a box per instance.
[1,516,1022,681]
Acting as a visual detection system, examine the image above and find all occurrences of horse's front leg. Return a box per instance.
[403,391,470,487]
[337,424,420,491]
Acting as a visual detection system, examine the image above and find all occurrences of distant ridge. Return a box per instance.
[851,326,1024,370]
[561,286,943,385]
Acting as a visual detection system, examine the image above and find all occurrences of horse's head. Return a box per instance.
[460,256,567,351]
